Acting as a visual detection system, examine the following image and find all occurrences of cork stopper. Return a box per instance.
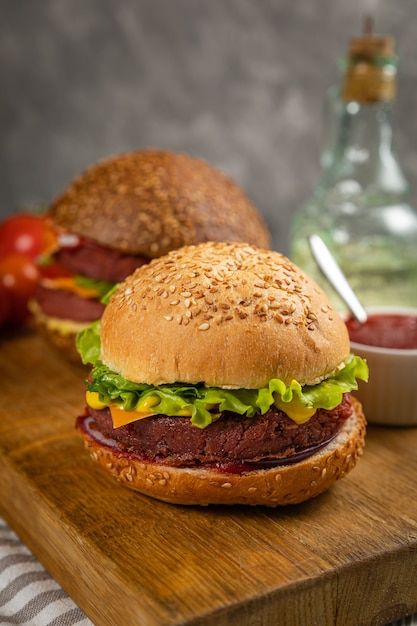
[342,17,397,103]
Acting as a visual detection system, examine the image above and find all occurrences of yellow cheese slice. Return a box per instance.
[110,405,157,428]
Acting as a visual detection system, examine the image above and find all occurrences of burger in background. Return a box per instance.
[29,149,271,360]
[77,242,368,506]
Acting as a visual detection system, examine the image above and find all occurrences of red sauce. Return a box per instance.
[346,313,417,349]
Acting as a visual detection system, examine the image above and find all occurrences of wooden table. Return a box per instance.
[1,328,416,626]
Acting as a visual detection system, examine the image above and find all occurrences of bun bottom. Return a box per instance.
[29,299,88,363]
[78,397,366,506]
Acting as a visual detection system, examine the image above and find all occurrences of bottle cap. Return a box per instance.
[342,17,397,103]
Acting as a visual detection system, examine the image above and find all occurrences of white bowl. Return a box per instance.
[347,307,417,427]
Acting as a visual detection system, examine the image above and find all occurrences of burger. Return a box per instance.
[76,242,368,506]
[30,149,270,360]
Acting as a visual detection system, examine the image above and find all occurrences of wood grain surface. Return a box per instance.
[1,328,417,626]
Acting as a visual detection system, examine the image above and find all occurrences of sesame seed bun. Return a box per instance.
[78,397,366,506]
[101,242,351,389]
[48,149,271,256]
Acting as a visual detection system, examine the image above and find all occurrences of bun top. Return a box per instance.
[48,149,271,256]
[100,242,350,389]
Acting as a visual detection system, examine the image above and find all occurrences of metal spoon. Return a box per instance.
[308,234,368,323]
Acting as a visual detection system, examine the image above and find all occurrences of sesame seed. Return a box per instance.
[198,323,210,330]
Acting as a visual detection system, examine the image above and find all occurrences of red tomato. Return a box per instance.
[0,254,40,325]
[0,283,12,327]
[0,213,52,261]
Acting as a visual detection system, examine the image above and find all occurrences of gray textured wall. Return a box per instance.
[1,1,417,255]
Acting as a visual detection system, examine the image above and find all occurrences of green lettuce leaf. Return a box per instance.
[86,366,264,428]
[257,355,369,413]
[100,283,119,304]
[76,320,102,366]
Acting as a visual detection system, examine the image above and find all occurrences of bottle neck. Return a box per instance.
[320,96,408,198]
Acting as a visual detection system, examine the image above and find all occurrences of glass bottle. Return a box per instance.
[289,26,417,313]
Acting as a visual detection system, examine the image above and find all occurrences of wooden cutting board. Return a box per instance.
[1,328,417,626]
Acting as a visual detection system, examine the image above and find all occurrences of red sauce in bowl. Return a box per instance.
[346,313,417,349]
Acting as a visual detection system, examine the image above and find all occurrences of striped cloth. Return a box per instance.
[1,516,416,626]
[0,518,92,626]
